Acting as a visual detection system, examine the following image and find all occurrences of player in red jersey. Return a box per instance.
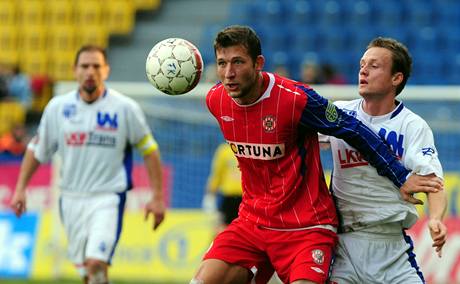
[190,25,442,284]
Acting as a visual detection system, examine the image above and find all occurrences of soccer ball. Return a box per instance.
[146,38,204,95]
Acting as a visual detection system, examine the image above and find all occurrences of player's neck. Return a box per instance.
[79,88,104,104]
[362,95,396,116]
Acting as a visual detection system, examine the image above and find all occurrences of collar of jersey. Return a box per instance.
[358,99,404,124]
[233,72,275,107]
[75,89,108,103]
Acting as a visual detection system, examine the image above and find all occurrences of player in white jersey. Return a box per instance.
[320,38,448,284]
[10,45,166,284]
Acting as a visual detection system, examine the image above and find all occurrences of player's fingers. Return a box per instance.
[153,213,165,230]
[406,196,423,205]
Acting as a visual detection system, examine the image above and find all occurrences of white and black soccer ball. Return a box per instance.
[146,38,203,95]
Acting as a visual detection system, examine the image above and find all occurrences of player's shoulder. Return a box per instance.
[398,103,430,128]
[333,99,360,109]
[106,88,140,108]
[45,90,76,110]
[206,82,224,97]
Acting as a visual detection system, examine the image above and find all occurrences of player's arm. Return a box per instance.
[137,134,165,230]
[11,147,41,217]
[426,181,447,257]
[297,86,441,195]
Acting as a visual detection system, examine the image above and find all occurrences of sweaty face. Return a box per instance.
[358,47,399,98]
[74,51,110,99]
[215,45,263,104]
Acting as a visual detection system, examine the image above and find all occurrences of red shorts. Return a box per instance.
[204,218,337,283]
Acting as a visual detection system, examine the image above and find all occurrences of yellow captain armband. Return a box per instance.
[136,134,159,156]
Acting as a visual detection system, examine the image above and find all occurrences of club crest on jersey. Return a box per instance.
[227,140,285,160]
[262,115,276,133]
[326,102,338,122]
[97,112,118,130]
[63,104,77,119]
[311,249,324,265]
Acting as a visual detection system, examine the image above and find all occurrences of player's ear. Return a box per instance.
[255,55,265,71]
[392,72,403,87]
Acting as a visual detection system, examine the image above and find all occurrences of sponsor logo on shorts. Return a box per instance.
[311,266,325,274]
[227,140,285,160]
[311,249,324,265]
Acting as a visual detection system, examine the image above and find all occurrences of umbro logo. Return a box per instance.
[221,116,234,122]
[311,266,325,274]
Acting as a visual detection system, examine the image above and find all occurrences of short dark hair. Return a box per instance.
[74,45,108,66]
[367,37,412,95]
[213,25,262,63]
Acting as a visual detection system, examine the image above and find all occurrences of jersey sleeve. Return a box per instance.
[296,85,410,188]
[126,100,158,155]
[30,101,59,163]
[404,120,443,178]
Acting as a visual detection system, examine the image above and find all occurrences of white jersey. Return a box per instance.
[321,99,443,231]
[30,88,157,195]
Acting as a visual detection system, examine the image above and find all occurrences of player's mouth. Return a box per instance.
[359,79,368,85]
[225,83,239,91]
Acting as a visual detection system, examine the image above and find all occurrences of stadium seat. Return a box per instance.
[444,52,460,85]
[0,101,26,136]
[315,0,345,28]
[344,0,373,27]
[316,26,350,53]
[404,0,436,27]
[0,26,19,66]
[284,0,317,28]
[19,51,48,77]
[371,0,405,29]
[106,0,135,35]
[47,0,74,27]
[0,0,16,27]
[74,0,104,27]
[255,0,287,26]
[48,51,75,81]
[134,0,161,11]
[76,26,109,49]
[411,50,444,85]
[407,27,440,54]
[47,25,77,54]
[18,25,48,54]
[17,0,46,27]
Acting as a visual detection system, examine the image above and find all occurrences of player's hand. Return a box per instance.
[144,196,166,231]
[10,190,27,217]
[400,174,443,205]
[202,193,217,213]
[428,218,447,258]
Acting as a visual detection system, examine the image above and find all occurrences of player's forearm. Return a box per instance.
[428,189,447,221]
[15,149,40,193]
[143,150,163,200]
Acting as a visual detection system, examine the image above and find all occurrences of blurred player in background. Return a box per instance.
[190,25,442,284]
[10,45,166,284]
[202,142,243,234]
[320,37,447,284]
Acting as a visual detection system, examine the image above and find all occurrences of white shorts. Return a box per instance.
[59,192,127,266]
[330,224,425,284]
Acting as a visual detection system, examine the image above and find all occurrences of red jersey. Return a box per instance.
[206,72,336,229]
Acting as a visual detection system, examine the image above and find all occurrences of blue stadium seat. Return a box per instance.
[315,0,345,28]
[343,0,372,27]
[404,0,436,27]
[371,0,405,29]
[284,0,317,28]
[410,50,444,85]
[316,26,350,53]
[407,27,440,54]
[444,52,460,85]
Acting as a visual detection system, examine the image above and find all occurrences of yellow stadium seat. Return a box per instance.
[47,25,78,53]
[0,26,19,66]
[19,51,48,77]
[76,26,109,49]
[0,0,16,27]
[47,0,74,27]
[48,51,75,81]
[106,0,135,35]
[134,0,161,11]
[74,0,103,27]
[19,25,48,53]
[17,0,46,27]
[0,101,26,136]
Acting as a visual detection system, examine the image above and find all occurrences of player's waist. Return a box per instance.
[260,224,337,233]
